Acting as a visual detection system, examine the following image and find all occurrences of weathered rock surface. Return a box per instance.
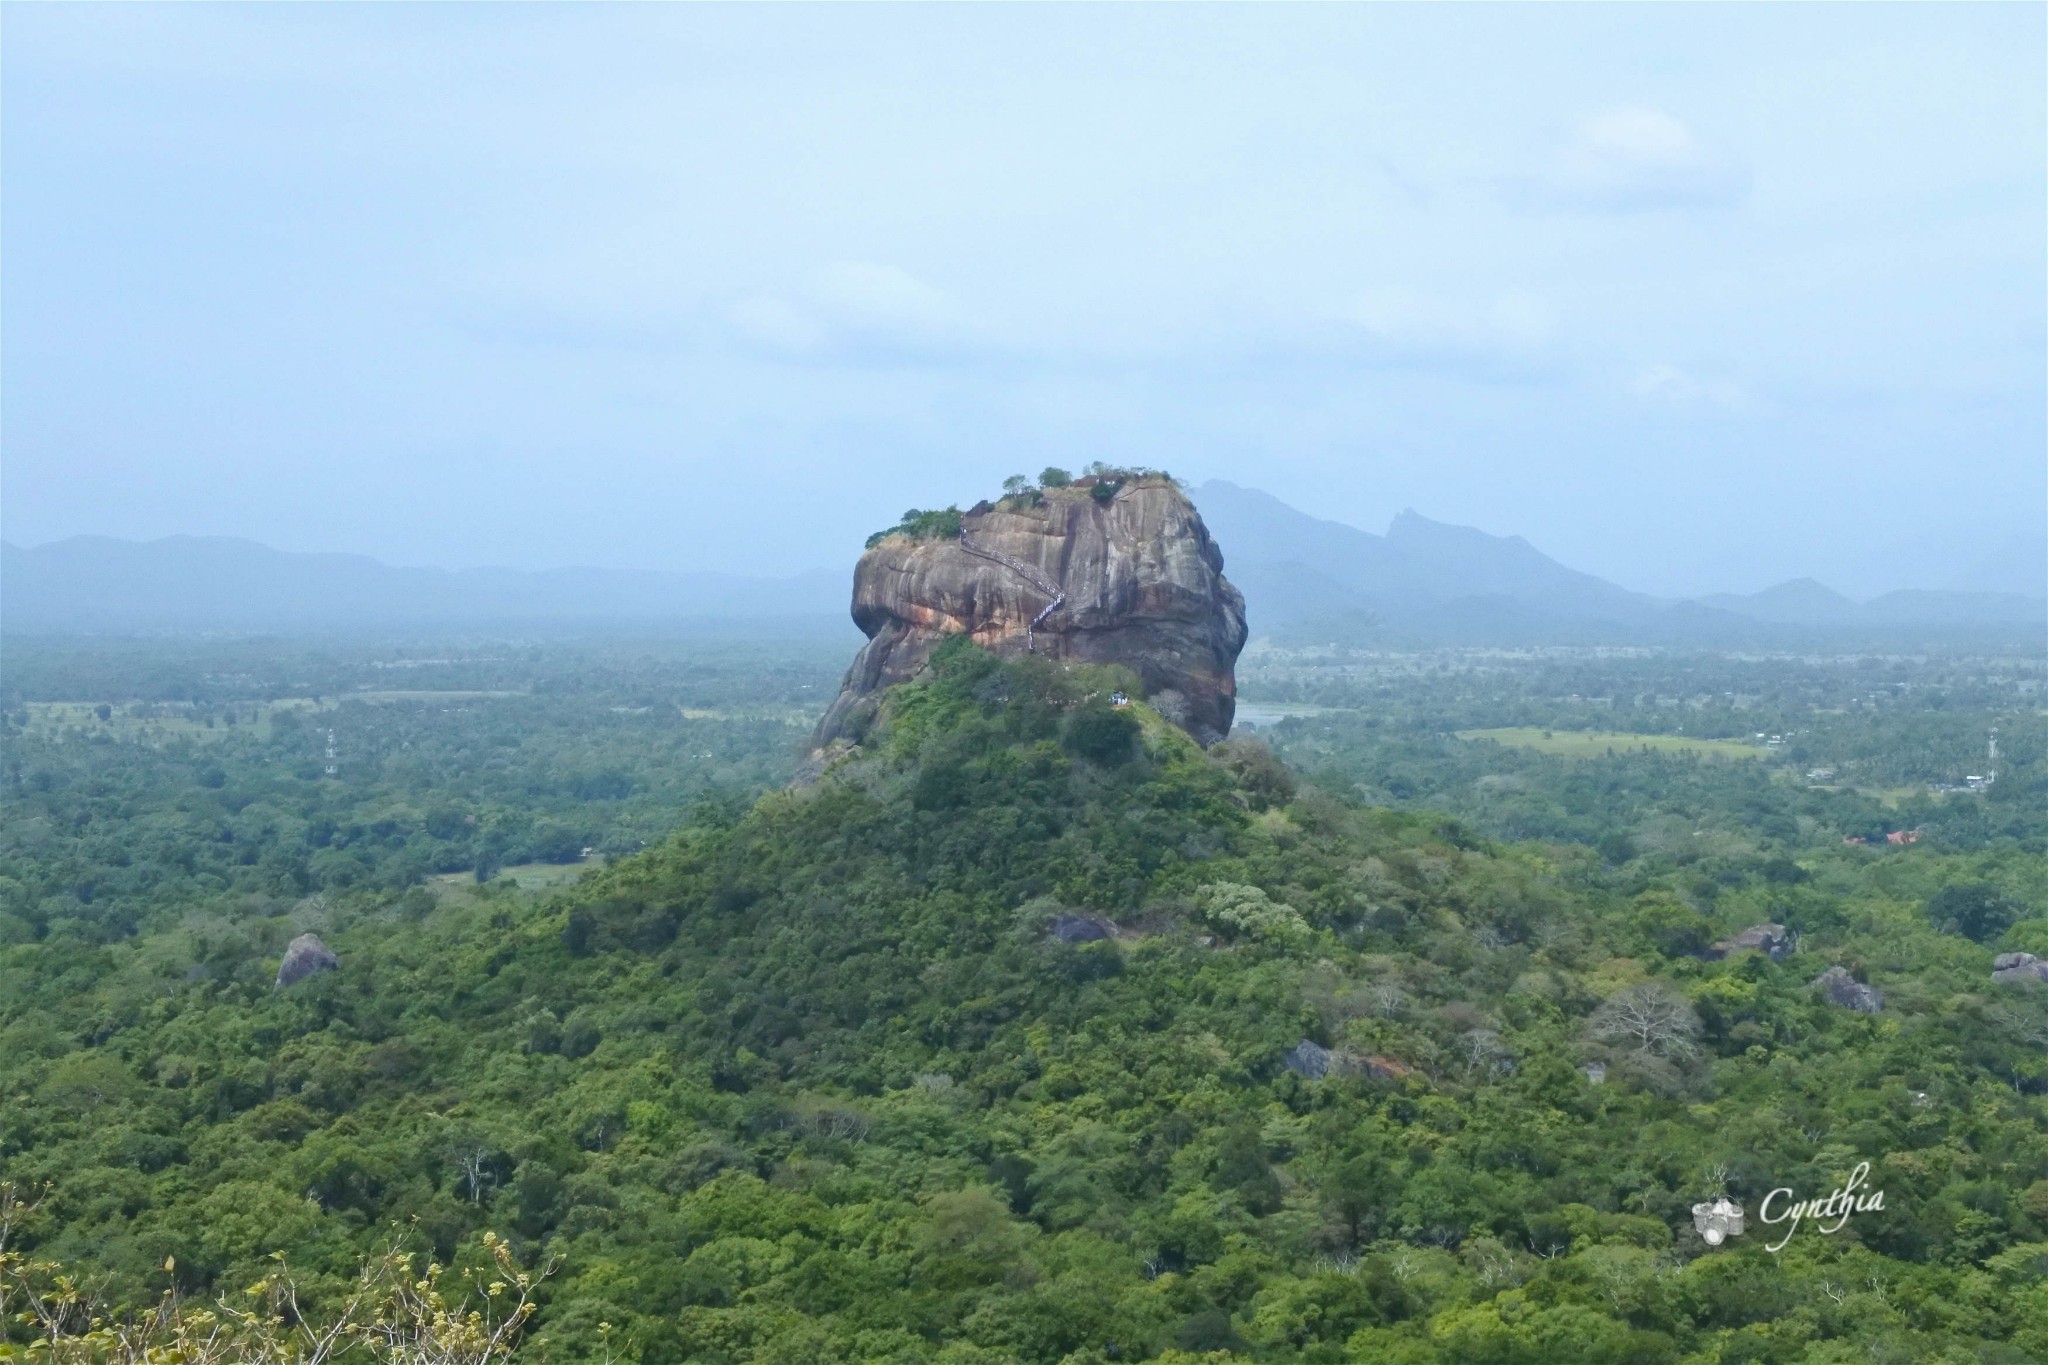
[1812,965,1884,1013]
[811,478,1248,750]
[1706,923,1793,961]
[1281,1039,1414,1083]
[1050,913,1115,944]
[1992,952,2048,984]
[276,933,339,987]
[1282,1039,1337,1079]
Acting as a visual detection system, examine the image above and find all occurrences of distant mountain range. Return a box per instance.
[0,536,849,634]
[5,487,2041,645]
[1189,480,2044,645]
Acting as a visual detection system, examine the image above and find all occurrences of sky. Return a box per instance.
[4,4,2043,598]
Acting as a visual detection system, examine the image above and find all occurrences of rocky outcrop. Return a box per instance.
[1992,952,2048,985]
[1282,1039,1338,1079]
[276,933,339,987]
[1050,913,1114,944]
[1706,923,1793,961]
[1812,966,1884,1013]
[1281,1040,1415,1083]
[811,478,1247,750]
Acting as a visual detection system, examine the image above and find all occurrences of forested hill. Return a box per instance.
[5,640,2048,1363]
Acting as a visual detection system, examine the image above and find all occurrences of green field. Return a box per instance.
[428,858,605,900]
[1456,726,1768,760]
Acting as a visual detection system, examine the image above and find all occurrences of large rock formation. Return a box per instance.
[811,477,1248,749]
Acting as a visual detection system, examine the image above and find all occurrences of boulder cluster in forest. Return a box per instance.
[1991,952,2048,985]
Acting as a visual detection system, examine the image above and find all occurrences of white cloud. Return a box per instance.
[728,262,973,362]
[1632,362,1748,410]
[1513,107,1749,213]
[727,295,825,354]
[814,263,955,335]
[1308,286,1561,382]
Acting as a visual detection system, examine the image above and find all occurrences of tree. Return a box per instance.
[1003,474,1030,494]
[1588,982,1702,1060]
[1039,467,1072,488]
[1194,882,1310,943]
[1209,739,1296,811]
[1631,892,1712,958]
[1062,701,1139,764]
[1925,882,2020,943]
[2,1215,549,1365]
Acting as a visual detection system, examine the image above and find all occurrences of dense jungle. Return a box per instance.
[2,633,2046,1365]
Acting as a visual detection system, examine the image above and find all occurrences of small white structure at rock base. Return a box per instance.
[1692,1197,1745,1246]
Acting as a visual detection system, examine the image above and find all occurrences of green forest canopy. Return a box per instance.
[2,639,2047,1364]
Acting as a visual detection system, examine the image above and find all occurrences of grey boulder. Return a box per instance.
[1812,965,1883,1013]
[276,933,340,988]
[1282,1040,1336,1080]
[1707,923,1793,961]
[1050,914,1114,944]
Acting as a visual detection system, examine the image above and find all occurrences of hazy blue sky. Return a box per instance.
[4,4,2042,596]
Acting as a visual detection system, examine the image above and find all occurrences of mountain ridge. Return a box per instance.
[1190,480,2044,643]
[8,490,2041,643]
[1,534,850,633]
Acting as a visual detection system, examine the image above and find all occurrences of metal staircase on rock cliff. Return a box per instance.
[958,521,1066,652]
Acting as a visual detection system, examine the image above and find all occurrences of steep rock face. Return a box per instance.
[812,479,1248,749]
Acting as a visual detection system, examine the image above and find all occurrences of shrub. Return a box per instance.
[0,1182,548,1365]
[865,507,964,549]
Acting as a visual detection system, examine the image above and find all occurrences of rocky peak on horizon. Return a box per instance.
[810,474,1247,751]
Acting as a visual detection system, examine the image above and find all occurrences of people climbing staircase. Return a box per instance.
[959,519,1066,651]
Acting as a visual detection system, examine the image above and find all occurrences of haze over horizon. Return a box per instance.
[4,5,2042,598]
